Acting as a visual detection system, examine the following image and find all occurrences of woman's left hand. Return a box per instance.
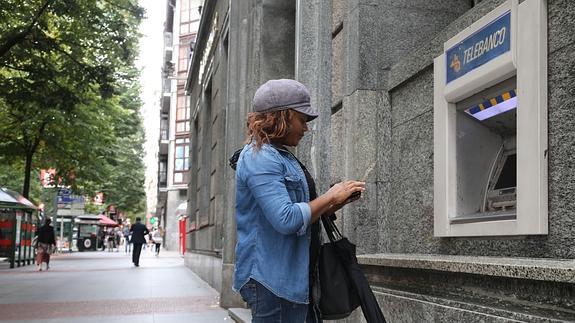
[309,180,366,223]
[326,180,366,206]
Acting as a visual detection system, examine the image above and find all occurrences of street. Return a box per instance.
[0,249,231,323]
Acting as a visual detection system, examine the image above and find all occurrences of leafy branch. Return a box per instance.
[0,0,55,58]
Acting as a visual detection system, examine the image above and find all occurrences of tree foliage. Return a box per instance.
[0,0,146,214]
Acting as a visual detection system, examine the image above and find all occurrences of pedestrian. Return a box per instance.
[99,229,106,251]
[123,225,132,253]
[129,217,149,267]
[147,231,153,252]
[232,79,365,322]
[106,227,114,252]
[114,227,122,252]
[151,227,163,256]
[35,217,56,271]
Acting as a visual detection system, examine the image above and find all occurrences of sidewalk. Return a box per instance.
[0,247,232,322]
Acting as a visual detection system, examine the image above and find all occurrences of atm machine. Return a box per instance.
[433,0,547,237]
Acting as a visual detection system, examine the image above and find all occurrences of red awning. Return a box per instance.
[98,214,118,226]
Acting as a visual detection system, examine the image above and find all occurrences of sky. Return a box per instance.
[135,0,165,216]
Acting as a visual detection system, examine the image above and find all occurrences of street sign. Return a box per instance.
[57,188,71,203]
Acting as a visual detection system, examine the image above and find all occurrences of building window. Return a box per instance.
[175,90,190,134]
[176,120,189,133]
[178,35,196,73]
[180,0,201,35]
[178,44,189,73]
[174,137,190,184]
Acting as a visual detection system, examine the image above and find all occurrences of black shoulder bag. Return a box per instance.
[289,152,385,322]
[314,215,361,319]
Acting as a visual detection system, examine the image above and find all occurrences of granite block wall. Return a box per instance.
[184,0,575,320]
[384,0,575,259]
[344,0,575,321]
[546,0,575,259]
[321,0,574,321]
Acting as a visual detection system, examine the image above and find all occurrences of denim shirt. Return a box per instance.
[233,143,312,304]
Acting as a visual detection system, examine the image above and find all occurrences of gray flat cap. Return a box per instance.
[252,79,318,121]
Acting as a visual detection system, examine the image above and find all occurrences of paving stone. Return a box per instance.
[0,250,230,322]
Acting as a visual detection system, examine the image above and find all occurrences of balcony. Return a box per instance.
[159,140,169,156]
[158,158,168,191]
[159,114,169,155]
[158,170,168,190]
[161,95,171,114]
[161,78,172,113]
[164,31,173,50]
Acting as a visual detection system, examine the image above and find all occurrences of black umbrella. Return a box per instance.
[321,215,387,323]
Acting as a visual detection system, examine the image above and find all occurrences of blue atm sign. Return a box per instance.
[446,11,511,84]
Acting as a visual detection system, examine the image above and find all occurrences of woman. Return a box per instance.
[233,79,365,322]
[151,227,163,256]
[35,217,56,271]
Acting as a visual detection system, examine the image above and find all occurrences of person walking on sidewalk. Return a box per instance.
[123,225,132,253]
[151,227,163,256]
[106,227,115,252]
[35,217,56,271]
[114,227,122,252]
[129,217,149,267]
[98,229,106,251]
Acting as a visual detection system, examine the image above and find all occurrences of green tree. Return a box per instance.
[81,72,147,214]
[0,159,42,202]
[0,0,144,199]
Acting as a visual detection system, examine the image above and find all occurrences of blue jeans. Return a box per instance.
[240,279,308,323]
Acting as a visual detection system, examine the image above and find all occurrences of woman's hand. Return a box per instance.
[326,180,365,207]
[309,180,365,223]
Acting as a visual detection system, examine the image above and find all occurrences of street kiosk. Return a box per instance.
[0,187,39,268]
[74,214,100,251]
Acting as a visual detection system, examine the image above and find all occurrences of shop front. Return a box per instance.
[0,187,39,268]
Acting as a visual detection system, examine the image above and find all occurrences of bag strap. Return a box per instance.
[228,148,242,170]
[320,214,343,243]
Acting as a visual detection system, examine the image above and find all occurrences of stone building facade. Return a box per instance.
[156,0,202,252]
[185,0,574,321]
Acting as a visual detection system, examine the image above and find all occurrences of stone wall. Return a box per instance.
[185,0,575,320]
[339,0,573,321]
[298,0,575,321]
[383,0,575,258]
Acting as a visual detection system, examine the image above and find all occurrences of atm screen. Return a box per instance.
[465,89,517,121]
[494,153,516,189]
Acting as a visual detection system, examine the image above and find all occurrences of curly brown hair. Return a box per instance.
[245,109,297,149]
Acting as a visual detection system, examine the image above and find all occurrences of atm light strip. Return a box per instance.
[465,91,518,121]
[465,89,517,116]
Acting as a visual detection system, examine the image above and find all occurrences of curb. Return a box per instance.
[228,307,251,323]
